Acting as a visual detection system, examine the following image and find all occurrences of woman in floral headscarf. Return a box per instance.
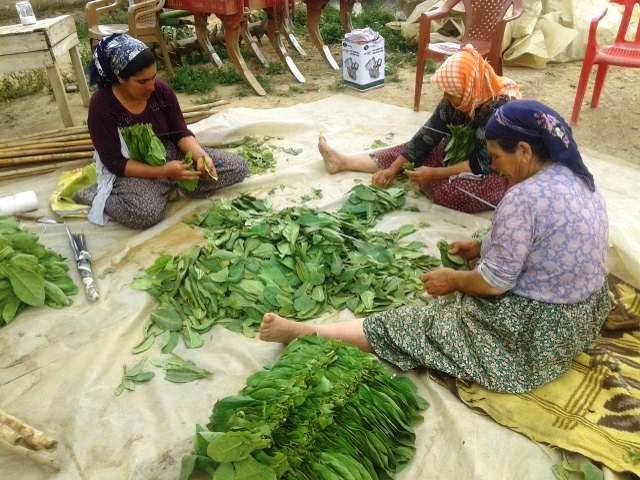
[262,100,610,394]
[320,45,520,213]
[75,34,248,229]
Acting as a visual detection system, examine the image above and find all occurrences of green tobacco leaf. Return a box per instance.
[151,306,183,331]
[212,462,235,480]
[5,262,45,307]
[233,456,276,480]
[206,432,264,463]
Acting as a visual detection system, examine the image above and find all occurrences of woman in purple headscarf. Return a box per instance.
[259,100,610,394]
[75,34,248,229]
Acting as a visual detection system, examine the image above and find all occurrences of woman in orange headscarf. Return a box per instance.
[319,45,521,213]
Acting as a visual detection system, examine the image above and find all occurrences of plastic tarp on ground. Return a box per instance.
[0,95,639,480]
[394,0,639,68]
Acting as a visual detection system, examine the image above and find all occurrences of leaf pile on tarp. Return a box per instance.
[339,185,406,226]
[131,185,440,351]
[0,217,77,326]
[444,124,475,166]
[225,136,276,175]
[180,336,428,480]
[119,124,207,191]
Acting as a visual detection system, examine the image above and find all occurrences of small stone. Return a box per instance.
[65,83,78,93]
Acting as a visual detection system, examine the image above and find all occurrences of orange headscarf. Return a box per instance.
[431,45,521,118]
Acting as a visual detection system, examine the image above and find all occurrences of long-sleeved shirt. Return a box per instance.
[477,163,608,304]
[403,96,510,174]
[87,80,192,176]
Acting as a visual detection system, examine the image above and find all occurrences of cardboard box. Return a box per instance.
[341,32,384,91]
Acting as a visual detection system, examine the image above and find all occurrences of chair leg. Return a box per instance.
[157,35,174,77]
[571,56,594,125]
[591,64,609,109]
[414,17,429,112]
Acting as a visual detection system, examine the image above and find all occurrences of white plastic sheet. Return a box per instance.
[1,95,637,480]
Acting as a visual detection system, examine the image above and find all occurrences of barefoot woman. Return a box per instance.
[319,45,520,213]
[264,100,610,393]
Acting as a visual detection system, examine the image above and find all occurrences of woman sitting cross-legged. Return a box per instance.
[75,34,248,229]
[319,45,521,213]
[262,100,610,394]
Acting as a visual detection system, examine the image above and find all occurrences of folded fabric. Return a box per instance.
[456,275,640,475]
[50,164,97,218]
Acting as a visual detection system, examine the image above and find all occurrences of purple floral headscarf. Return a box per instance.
[485,100,595,191]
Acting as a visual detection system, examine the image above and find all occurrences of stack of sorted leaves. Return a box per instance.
[131,185,440,351]
[0,217,77,326]
[179,336,428,480]
[444,124,475,166]
[437,240,468,270]
[119,124,215,191]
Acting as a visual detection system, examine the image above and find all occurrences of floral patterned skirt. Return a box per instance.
[372,141,508,213]
[363,286,610,393]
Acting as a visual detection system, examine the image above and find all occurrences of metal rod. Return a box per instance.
[453,186,497,209]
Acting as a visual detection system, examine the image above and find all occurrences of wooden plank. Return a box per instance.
[50,32,79,60]
[0,50,53,74]
[0,16,65,36]
[43,15,75,47]
[69,45,91,107]
[45,64,74,127]
[0,32,47,56]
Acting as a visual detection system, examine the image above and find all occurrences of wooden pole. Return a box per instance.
[0,145,93,159]
[0,152,93,168]
[0,159,91,181]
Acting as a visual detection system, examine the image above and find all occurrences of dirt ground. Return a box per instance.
[1,20,639,165]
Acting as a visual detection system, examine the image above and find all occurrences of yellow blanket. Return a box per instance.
[457,275,640,474]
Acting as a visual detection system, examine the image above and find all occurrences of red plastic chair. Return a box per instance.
[571,0,640,125]
[414,0,523,112]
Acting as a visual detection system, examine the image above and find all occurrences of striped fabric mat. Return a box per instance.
[457,275,640,475]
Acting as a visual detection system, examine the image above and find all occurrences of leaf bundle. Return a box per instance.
[443,124,475,166]
[0,217,77,326]
[180,336,428,480]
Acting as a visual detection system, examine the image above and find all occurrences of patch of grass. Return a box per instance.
[0,71,48,102]
[170,63,243,94]
[212,64,243,85]
[265,62,285,76]
[170,65,217,93]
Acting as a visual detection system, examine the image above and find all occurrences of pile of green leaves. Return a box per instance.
[437,240,468,270]
[131,185,440,350]
[444,124,475,166]
[180,336,428,480]
[225,136,276,175]
[0,218,77,326]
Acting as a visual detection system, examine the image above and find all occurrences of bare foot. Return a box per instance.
[318,135,344,174]
[259,313,316,344]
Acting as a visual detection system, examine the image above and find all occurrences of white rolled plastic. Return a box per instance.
[0,191,39,216]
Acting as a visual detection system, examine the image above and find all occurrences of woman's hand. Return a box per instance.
[196,154,218,181]
[163,160,201,181]
[405,166,440,189]
[371,168,397,188]
[421,268,457,296]
[449,240,481,261]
